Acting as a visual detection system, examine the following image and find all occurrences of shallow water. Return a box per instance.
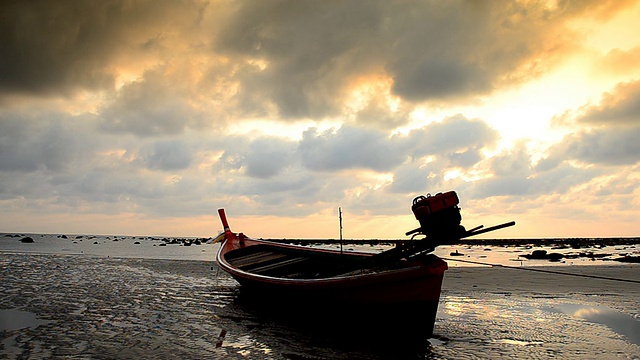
[1,251,639,359]
[0,309,51,331]
[545,303,640,346]
[434,294,640,359]
[2,233,638,267]
[0,233,215,261]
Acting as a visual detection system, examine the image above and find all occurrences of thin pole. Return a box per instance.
[339,207,343,254]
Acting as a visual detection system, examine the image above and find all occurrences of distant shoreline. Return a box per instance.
[3,233,640,247]
[268,237,640,247]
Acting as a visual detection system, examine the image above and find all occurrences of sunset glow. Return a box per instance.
[1,1,639,239]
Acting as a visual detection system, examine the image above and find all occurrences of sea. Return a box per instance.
[1,233,639,359]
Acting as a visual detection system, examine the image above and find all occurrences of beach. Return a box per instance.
[1,235,639,359]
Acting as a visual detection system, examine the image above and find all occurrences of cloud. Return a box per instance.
[214,135,298,179]
[387,163,441,194]
[213,1,384,119]
[213,0,616,118]
[299,126,403,172]
[0,1,208,97]
[1,1,639,237]
[551,128,640,166]
[139,141,193,171]
[546,79,640,167]
[471,157,601,199]
[206,116,500,215]
[462,140,607,200]
[0,112,88,172]
[212,116,499,212]
[577,80,640,125]
[2,0,631,123]
[0,1,115,96]
[384,1,581,101]
[405,115,499,160]
[99,66,208,136]
[244,137,297,179]
[353,89,413,129]
[594,47,640,77]
[489,144,532,177]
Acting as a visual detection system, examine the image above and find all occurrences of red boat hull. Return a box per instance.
[215,209,447,335]
[218,236,447,305]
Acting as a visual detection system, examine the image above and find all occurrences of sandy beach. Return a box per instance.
[1,236,639,359]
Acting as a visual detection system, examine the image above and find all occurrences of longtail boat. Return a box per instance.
[216,192,514,336]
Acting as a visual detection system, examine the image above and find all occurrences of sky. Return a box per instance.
[1,0,640,239]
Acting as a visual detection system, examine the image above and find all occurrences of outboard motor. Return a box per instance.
[411,191,464,237]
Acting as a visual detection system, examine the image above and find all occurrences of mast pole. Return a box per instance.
[339,207,343,254]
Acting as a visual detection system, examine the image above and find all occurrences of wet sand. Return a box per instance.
[1,252,639,359]
[444,265,639,297]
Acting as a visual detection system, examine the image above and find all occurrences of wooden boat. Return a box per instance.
[217,209,443,336]
[216,201,514,336]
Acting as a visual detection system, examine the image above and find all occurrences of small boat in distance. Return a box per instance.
[216,192,514,337]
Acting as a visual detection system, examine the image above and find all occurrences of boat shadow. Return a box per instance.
[222,290,437,359]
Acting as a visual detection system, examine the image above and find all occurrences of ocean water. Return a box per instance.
[3,233,637,266]
[1,234,639,359]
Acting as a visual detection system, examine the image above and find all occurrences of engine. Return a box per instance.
[411,191,464,237]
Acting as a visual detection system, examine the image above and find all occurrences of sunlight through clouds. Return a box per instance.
[1,0,639,238]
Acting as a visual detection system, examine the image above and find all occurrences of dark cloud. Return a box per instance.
[214,116,497,181]
[405,115,499,160]
[353,92,413,129]
[489,144,532,177]
[0,113,87,172]
[457,144,542,198]
[206,117,499,214]
[214,1,383,119]
[214,0,614,118]
[214,135,298,179]
[2,0,631,124]
[0,1,208,97]
[578,80,640,125]
[140,141,193,171]
[299,126,403,172]
[0,110,213,216]
[244,137,297,179]
[99,67,206,136]
[550,128,640,166]
[528,163,602,195]
[66,168,215,217]
[390,58,489,102]
[546,80,640,167]
[0,1,115,96]
[459,141,605,200]
[444,148,483,169]
[387,163,441,194]
[471,157,601,199]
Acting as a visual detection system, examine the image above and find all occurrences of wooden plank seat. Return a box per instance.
[250,257,308,274]
[228,251,288,268]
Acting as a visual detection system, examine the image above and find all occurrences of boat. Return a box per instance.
[215,192,514,337]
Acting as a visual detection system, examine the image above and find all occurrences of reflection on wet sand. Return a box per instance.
[547,303,640,346]
[222,291,436,359]
[0,309,51,331]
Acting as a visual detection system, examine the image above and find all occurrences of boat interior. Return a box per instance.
[224,244,375,279]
